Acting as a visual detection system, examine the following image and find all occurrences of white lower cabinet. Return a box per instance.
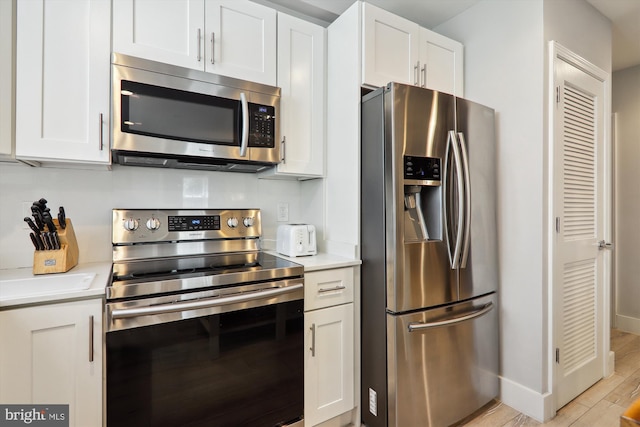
[0,299,103,427]
[304,267,355,427]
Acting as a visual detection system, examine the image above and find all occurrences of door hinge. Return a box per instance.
[556,348,560,364]
[555,217,560,233]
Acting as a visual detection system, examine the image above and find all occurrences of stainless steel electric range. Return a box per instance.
[105,208,304,427]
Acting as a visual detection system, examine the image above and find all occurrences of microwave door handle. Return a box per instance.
[239,93,249,157]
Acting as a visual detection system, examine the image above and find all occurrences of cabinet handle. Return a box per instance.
[281,136,286,163]
[98,113,103,151]
[211,32,216,64]
[414,61,420,86]
[310,323,316,357]
[421,65,426,88]
[318,285,346,294]
[89,315,94,363]
[197,28,202,62]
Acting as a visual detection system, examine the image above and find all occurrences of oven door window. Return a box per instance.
[120,80,240,146]
[106,300,304,427]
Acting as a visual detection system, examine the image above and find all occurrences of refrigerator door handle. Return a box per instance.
[445,130,465,269]
[407,302,494,332]
[458,132,472,268]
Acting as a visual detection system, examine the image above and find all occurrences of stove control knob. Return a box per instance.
[227,217,239,228]
[146,218,161,231]
[123,218,139,232]
[243,217,254,227]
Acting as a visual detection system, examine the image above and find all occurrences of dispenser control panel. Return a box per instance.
[404,156,440,180]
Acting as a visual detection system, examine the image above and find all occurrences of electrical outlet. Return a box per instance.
[369,388,377,416]
[277,202,289,222]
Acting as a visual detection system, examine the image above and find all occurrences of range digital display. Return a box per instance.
[168,215,221,231]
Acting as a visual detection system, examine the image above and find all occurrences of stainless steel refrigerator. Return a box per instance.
[361,83,499,427]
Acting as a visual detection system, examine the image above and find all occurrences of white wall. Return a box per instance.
[613,65,640,333]
[436,0,611,421]
[0,162,321,270]
[436,0,546,399]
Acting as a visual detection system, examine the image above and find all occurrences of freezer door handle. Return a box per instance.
[407,302,494,332]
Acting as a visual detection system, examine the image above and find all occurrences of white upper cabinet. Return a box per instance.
[15,0,111,164]
[361,3,464,96]
[113,0,277,85]
[261,12,325,179]
[112,0,204,69]
[205,1,276,85]
[419,27,464,96]
[362,3,419,88]
[0,0,14,160]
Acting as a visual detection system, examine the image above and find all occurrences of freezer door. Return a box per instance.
[455,98,499,300]
[387,293,499,427]
[387,84,458,312]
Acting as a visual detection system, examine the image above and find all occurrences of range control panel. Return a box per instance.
[113,209,261,244]
[404,156,441,181]
[168,215,221,231]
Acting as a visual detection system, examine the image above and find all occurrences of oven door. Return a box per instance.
[106,279,304,427]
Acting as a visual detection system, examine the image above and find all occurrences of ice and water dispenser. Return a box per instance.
[403,155,442,243]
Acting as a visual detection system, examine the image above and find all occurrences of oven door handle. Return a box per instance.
[110,283,303,320]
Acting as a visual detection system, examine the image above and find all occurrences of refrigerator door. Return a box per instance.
[455,98,499,300]
[387,84,458,313]
[387,293,499,427]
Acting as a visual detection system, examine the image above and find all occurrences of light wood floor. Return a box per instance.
[458,329,640,427]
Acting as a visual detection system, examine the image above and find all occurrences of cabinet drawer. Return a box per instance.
[304,267,354,311]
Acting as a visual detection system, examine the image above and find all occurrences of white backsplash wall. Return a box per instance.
[0,162,318,270]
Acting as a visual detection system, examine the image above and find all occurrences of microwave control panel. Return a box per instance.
[248,103,276,148]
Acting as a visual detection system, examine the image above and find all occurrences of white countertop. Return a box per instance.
[0,262,112,309]
[0,253,359,309]
[268,251,361,271]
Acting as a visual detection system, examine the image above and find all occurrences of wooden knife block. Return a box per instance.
[33,218,79,275]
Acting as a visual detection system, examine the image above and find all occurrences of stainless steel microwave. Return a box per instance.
[111,53,280,172]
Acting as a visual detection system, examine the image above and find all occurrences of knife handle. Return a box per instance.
[24,217,40,234]
[30,233,40,251]
[58,206,66,229]
[33,232,45,251]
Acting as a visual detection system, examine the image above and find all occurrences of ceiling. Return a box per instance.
[258,0,640,71]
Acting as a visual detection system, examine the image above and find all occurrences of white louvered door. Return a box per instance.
[552,52,607,410]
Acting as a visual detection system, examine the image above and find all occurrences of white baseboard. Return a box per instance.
[616,314,640,335]
[499,376,555,422]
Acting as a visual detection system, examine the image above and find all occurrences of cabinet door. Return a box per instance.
[273,13,325,178]
[419,27,464,96]
[0,0,14,159]
[0,299,103,427]
[112,0,204,70]
[305,303,355,426]
[362,3,419,89]
[15,0,110,164]
[205,0,276,85]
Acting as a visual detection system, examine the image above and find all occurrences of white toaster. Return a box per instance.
[277,224,317,257]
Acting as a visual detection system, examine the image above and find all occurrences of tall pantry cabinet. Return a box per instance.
[324,1,464,258]
[15,0,111,164]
